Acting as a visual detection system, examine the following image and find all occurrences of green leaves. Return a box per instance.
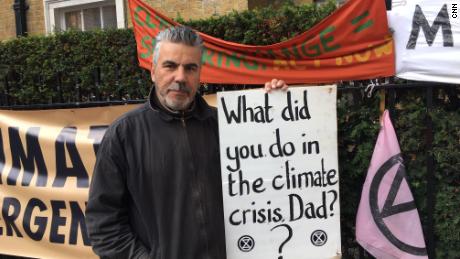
[182,0,337,45]
[0,29,148,104]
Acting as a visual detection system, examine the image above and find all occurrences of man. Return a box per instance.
[86,26,287,259]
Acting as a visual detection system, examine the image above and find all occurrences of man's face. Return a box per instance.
[152,41,202,111]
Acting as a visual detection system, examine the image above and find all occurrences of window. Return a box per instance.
[44,0,125,33]
[57,3,117,31]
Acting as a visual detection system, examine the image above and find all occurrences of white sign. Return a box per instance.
[217,86,341,259]
[388,0,460,84]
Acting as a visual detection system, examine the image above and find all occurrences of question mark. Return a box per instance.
[328,190,338,216]
[270,224,293,259]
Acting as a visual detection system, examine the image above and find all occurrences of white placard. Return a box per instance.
[388,0,460,84]
[218,86,341,259]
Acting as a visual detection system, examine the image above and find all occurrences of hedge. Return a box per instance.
[0,29,150,104]
[0,0,459,258]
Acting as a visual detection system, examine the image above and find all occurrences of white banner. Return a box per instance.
[217,86,341,259]
[388,0,460,84]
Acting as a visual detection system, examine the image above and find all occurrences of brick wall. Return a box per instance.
[127,0,248,27]
[27,0,45,37]
[0,0,45,41]
[145,0,247,20]
[126,0,313,27]
[146,0,313,21]
[0,0,16,40]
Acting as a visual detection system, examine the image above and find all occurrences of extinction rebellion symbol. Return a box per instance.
[369,153,427,256]
[310,230,327,246]
[237,235,255,252]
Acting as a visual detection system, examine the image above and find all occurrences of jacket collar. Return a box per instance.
[148,86,214,122]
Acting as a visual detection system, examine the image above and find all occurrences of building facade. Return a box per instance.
[0,0,316,41]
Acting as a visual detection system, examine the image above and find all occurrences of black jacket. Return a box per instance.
[86,90,227,259]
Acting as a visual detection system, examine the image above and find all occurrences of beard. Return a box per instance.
[160,82,194,111]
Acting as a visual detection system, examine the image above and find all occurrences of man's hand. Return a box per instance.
[264,79,289,93]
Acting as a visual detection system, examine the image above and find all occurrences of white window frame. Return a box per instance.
[58,2,116,31]
[43,0,126,34]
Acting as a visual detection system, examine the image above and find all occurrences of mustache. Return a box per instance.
[168,83,191,94]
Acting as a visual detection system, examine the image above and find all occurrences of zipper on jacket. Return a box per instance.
[179,111,211,256]
[181,114,186,128]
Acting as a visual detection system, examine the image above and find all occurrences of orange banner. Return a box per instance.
[129,0,395,84]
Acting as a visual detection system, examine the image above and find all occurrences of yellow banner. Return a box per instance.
[0,105,138,258]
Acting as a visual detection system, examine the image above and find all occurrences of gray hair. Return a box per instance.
[152,26,204,65]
